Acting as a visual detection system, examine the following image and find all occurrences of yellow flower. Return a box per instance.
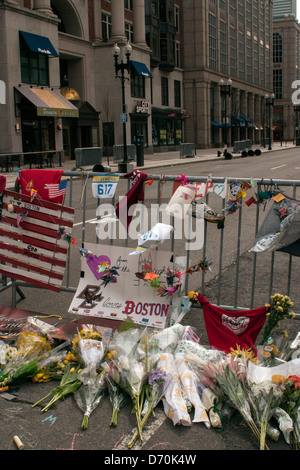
[188,291,197,299]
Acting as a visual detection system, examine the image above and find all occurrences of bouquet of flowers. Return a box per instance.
[260,294,295,345]
[276,375,300,449]
[0,331,53,388]
[109,353,149,442]
[32,363,82,412]
[248,381,283,450]
[74,369,107,429]
[198,355,268,449]
[128,366,171,448]
[106,375,129,427]
[108,323,153,443]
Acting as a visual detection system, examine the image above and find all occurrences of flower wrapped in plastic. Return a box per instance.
[107,323,153,443]
[260,293,295,345]
[276,374,300,449]
[74,369,107,430]
[197,355,268,449]
[106,375,129,427]
[248,380,284,449]
[109,353,149,442]
[0,331,53,388]
[128,366,171,448]
[32,363,82,412]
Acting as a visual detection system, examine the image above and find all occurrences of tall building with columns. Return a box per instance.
[182,0,274,149]
[0,0,184,159]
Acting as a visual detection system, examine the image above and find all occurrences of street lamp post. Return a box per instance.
[219,78,232,148]
[113,42,133,173]
[294,104,300,145]
[265,93,275,150]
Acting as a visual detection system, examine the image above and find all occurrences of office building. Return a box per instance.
[273,0,297,17]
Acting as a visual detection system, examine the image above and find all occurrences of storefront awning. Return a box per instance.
[240,113,252,124]
[211,121,222,128]
[130,60,152,78]
[15,86,79,118]
[19,30,59,57]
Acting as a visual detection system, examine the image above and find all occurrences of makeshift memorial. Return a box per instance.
[275,374,300,449]
[32,363,82,412]
[116,170,148,230]
[250,194,300,255]
[0,331,53,387]
[248,380,284,450]
[128,366,172,448]
[106,375,129,427]
[156,352,192,426]
[75,369,107,430]
[15,169,65,204]
[107,321,153,442]
[129,223,174,255]
[165,183,197,219]
[197,355,269,449]
[260,293,295,345]
[189,292,267,354]
[0,188,75,292]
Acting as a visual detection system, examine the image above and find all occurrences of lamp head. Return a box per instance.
[113,43,120,57]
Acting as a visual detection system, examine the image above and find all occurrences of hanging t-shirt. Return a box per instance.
[16,169,64,204]
[116,170,148,230]
[196,293,267,353]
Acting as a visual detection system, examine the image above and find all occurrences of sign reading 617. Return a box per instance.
[92,174,120,199]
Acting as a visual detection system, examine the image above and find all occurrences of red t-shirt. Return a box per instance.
[16,169,64,203]
[116,170,148,230]
[196,294,267,353]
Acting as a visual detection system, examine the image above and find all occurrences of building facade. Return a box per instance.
[273,0,297,17]
[182,0,274,149]
[0,0,184,160]
[272,13,300,143]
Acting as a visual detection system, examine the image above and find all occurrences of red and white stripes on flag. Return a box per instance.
[0,190,74,292]
[45,180,68,199]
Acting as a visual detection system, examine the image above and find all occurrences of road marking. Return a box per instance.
[271,164,287,170]
[112,408,167,450]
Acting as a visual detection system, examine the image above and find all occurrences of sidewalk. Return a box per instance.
[2,141,297,189]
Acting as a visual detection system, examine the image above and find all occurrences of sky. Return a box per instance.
[298,0,300,19]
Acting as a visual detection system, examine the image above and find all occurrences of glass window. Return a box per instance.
[161,77,169,106]
[273,32,282,63]
[20,36,49,86]
[130,69,145,98]
[125,22,134,42]
[174,80,181,107]
[102,13,111,40]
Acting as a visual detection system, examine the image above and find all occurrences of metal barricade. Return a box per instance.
[1,171,300,320]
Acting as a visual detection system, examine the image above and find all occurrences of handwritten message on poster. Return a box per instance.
[69,243,185,328]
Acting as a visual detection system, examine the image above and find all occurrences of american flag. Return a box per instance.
[0,190,74,292]
[45,180,68,199]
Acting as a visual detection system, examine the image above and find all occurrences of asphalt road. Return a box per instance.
[0,148,299,454]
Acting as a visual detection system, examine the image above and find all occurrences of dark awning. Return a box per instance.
[130,60,152,78]
[211,121,222,128]
[240,113,252,124]
[19,30,59,57]
[15,86,79,118]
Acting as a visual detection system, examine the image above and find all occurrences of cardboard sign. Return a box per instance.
[69,243,185,329]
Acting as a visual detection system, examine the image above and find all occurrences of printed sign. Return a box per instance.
[92,174,120,199]
[69,243,185,329]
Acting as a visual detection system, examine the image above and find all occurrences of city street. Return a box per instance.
[0,146,299,453]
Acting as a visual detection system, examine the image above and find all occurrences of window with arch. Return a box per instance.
[273,32,282,63]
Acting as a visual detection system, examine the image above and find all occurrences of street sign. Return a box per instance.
[120,113,128,123]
